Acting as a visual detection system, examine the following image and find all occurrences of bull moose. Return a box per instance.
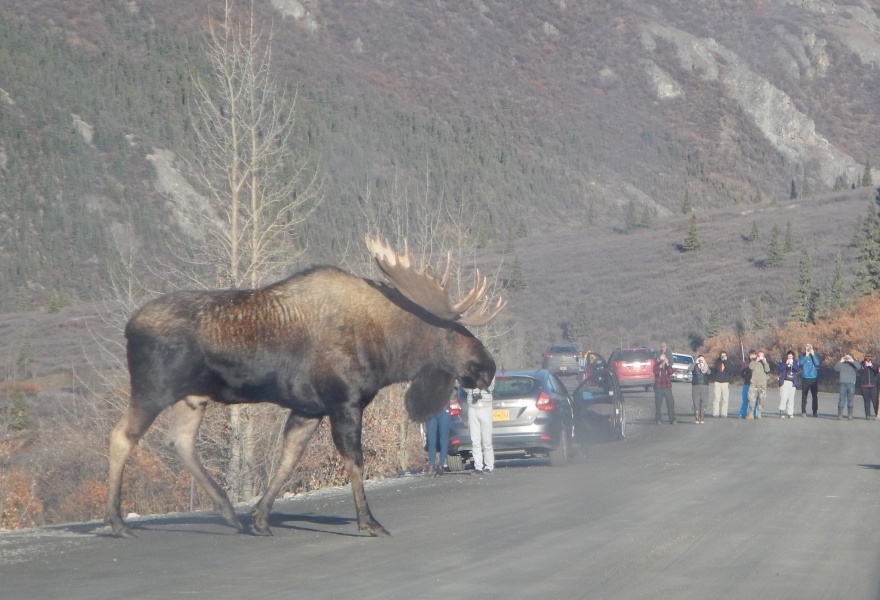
[105,235,505,538]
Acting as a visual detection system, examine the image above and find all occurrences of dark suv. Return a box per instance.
[541,344,580,376]
[608,347,655,391]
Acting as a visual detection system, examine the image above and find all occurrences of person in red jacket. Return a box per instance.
[653,352,676,424]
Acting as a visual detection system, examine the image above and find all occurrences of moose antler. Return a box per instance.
[365,234,506,325]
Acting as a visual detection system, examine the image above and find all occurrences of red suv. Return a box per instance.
[608,347,655,391]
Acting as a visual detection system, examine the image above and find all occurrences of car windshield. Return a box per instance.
[672,354,694,364]
[493,376,541,398]
[613,350,652,362]
[548,345,577,354]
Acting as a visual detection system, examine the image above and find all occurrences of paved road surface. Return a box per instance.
[1,386,878,599]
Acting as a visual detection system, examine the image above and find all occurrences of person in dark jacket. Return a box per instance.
[712,350,733,418]
[689,355,712,424]
[739,349,758,419]
[653,353,676,424]
[858,354,879,420]
[799,344,821,417]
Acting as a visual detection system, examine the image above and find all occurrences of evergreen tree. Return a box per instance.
[683,214,701,252]
[507,255,528,291]
[851,202,880,294]
[790,179,798,199]
[790,249,816,324]
[567,300,591,341]
[623,200,639,232]
[16,337,34,379]
[801,172,810,197]
[784,221,794,252]
[753,297,769,330]
[753,189,763,204]
[833,175,847,192]
[861,157,873,188]
[640,206,655,228]
[681,190,693,214]
[824,252,846,312]
[764,224,785,267]
[706,310,722,338]
[747,220,760,243]
[3,384,30,431]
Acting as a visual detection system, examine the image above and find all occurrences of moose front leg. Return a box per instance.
[329,409,390,537]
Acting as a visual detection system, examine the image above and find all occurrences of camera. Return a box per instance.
[470,390,482,403]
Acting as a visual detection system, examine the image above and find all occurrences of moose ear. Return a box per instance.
[405,367,455,422]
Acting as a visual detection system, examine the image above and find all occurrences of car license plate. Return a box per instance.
[559,366,567,371]
[493,409,510,422]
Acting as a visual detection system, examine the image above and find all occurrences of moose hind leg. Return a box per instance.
[164,397,242,532]
[106,403,163,538]
[252,411,322,535]
[330,411,390,537]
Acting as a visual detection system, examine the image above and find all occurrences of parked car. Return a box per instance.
[541,344,580,376]
[447,369,575,471]
[608,347,655,391]
[671,353,695,383]
[571,362,626,440]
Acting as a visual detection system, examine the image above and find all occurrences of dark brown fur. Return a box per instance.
[105,266,495,538]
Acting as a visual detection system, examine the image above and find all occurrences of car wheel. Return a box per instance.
[549,427,569,467]
[446,454,466,472]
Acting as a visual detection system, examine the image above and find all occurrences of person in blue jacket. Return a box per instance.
[799,344,821,417]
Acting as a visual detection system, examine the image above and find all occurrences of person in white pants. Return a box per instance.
[461,379,495,474]
[777,349,801,418]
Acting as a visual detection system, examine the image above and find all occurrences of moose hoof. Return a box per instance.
[364,524,391,537]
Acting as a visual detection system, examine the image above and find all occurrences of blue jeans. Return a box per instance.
[838,382,856,408]
[740,384,750,418]
[426,408,451,467]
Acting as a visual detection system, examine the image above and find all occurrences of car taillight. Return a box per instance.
[536,391,555,411]
[449,399,462,417]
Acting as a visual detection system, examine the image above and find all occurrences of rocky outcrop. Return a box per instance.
[640,21,875,188]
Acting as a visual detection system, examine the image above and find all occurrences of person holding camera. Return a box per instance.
[739,349,758,419]
[777,350,801,418]
[689,354,712,424]
[458,379,495,474]
[834,353,860,420]
[858,354,879,420]
[798,344,821,417]
[712,350,733,418]
[747,350,771,419]
[653,352,676,424]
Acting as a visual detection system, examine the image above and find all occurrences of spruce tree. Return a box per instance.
[764,225,784,267]
[507,255,528,291]
[706,310,722,338]
[753,298,769,330]
[567,300,591,341]
[681,190,693,214]
[851,202,880,294]
[624,200,639,232]
[824,252,846,312]
[790,249,815,324]
[784,221,794,252]
[790,179,798,199]
[683,214,701,252]
[862,157,873,188]
[747,220,760,243]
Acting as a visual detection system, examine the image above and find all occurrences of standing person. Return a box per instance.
[747,350,771,419]
[740,349,758,419]
[712,350,733,418]
[653,352,676,424]
[799,344,821,417]
[459,378,495,474]
[834,353,859,421]
[425,385,454,476]
[689,355,712,424]
[777,350,801,418]
[858,354,879,420]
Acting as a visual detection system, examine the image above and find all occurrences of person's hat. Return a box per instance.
[866,353,874,360]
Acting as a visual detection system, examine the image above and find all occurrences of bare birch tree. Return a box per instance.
[165,0,321,500]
